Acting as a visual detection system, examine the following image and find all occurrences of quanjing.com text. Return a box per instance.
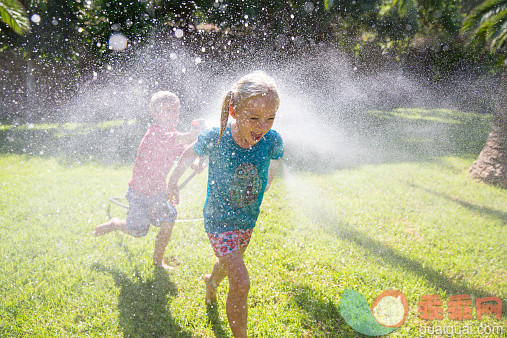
[419,323,503,336]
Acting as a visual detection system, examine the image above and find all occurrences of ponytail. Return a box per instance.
[217,90,233,146]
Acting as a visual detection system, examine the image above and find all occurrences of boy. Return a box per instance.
[94,91,204,270]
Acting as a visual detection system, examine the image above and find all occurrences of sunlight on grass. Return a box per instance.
[366,108,492,124]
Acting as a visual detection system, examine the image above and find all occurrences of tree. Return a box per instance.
[462,0,506,188]
[0,0,30,35]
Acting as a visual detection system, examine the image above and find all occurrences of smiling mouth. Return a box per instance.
[251,132,263,142]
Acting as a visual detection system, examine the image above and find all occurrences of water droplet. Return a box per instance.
[108,33,128,51]
[170,52,177,60]
[304,2,314,13]
[51,19,58,26]
[111,23,122,31]
[31,14,41,24]
[174,29,184,38]
[194,57,202,64]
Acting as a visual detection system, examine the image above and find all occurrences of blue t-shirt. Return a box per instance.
[194,124,284,234]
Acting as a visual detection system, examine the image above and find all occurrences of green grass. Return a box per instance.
[0,109,506,337]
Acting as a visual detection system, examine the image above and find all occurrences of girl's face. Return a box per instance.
[231,95,277,148]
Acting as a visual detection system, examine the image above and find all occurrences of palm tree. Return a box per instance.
[462,0,506,188]
[0,0,31,35]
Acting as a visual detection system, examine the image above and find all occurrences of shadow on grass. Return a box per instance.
[206,304,228,337]
[92,263,192,337]
[316,212,504,304]
[290,285,362,337]
[407,182,507,224]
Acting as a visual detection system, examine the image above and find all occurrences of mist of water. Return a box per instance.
[3,31,495,170]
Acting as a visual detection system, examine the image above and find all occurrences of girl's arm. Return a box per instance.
[265,160,279,192]
[167,143,199,204]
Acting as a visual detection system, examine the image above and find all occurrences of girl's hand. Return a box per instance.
[191,118,207,132]
[191,156,207,173]
[167,182,180,205]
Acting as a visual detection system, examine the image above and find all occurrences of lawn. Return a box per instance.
[0,109,505,337]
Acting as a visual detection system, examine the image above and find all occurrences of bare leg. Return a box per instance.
[153,221,174,271]
[223,249,249,338]
[94,218,127,236]
[205,246,247,305]
[205,258,227,305]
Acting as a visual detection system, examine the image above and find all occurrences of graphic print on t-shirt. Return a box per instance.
[230,163,262,208]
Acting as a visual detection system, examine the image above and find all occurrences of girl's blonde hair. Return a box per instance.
[218,71,280,145]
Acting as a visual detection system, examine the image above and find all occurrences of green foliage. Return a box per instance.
[2,0,499,82]
[377,0,466,46]
[0,0,29,35]
[0,0,30,35]
[462,0,507,54]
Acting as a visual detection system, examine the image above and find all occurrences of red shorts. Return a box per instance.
[207,229,253,257]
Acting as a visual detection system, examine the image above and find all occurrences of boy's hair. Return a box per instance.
[150,91,180,114]
[218,71,280,145]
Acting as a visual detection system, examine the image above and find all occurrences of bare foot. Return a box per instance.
[204,274,218,305]
[154,261,174,271]
[93,218,122,237]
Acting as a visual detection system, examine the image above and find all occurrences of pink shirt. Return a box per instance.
[128,124,185,196]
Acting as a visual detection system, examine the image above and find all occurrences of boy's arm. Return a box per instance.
[265,160,279,192]
[174,119,206,145]
[167,143,199,204]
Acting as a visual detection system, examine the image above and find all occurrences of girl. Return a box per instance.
[167,71,283,337]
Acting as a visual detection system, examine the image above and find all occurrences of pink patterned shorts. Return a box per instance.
[207,229,254,257]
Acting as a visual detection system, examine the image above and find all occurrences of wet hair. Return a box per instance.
[149,91,180,115]
[218,71,280,145]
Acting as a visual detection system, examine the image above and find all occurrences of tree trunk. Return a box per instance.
[469,65,507,188]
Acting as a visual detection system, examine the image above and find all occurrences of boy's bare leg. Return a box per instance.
[153,221,174,270]
[94,218,127,236]
[222,249,249,338]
